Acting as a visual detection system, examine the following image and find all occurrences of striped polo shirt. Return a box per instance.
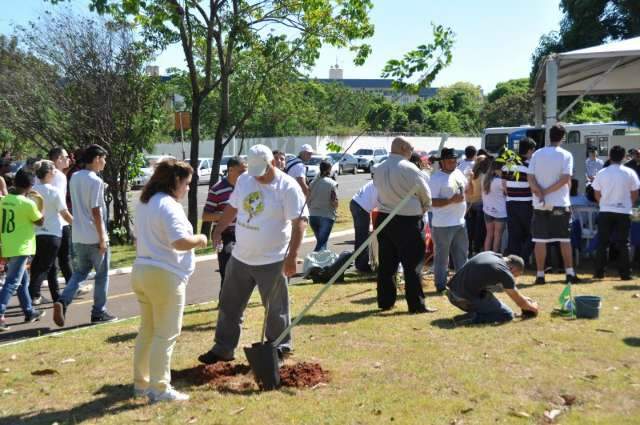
[502,159,532,202]
[203,177,236,233]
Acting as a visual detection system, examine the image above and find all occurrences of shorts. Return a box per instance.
[484,213,507,223]
[531,207,571,243]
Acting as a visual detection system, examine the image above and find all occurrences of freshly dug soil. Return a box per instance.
[172,361,329,391]
[279,362,330,388]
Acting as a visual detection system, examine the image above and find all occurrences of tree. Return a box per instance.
[487,78,529,103]
[426,82,484,134]
[1,14,169,242]
[567,100,618,123]
[428,110,462,134]
[482,92,534,128]
[56,0,376,230]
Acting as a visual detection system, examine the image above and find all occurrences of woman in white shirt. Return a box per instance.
[132,159,207,403]
[29,160,73,304]
[481,158,507,252]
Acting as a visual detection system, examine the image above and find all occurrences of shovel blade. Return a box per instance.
[244,342,280,390]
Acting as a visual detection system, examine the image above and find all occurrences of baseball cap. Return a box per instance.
[440,147,458,160]
[247,144,274,177]
[300,144,314,153]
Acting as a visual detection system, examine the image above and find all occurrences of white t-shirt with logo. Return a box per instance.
[592,164,640,214]
[428,169,467,227]
[481,175,507,218]
[352,181,378,213]
[229,170,308,265]
[33,183,66,237]
[528,146,573,209]
[134,192,195,280]
[69,169,108,244]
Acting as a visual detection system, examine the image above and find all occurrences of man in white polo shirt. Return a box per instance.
[285,144,314,197]
[527,123,579,284]
[592,145,640,280]
[198,144,308,364]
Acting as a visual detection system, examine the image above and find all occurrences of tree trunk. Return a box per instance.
[188,98,201,232]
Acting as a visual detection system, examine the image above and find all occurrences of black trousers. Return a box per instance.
[350,200,371,271]
[48,224,72,286]
[218,231,236,289]
[506,201,533,263]
[29,234,62,301]
[595,212,631,278]
[466,203,485,256]
[375,213,426,312]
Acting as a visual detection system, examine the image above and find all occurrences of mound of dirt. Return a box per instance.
[279,362,330,388]
[173,361,329,391]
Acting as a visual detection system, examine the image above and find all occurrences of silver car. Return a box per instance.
[326,153,358,175]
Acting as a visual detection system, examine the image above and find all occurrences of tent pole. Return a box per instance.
[545,56,559,144]
[534,95,543,127]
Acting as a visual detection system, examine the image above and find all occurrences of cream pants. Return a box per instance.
[132,264,186,393]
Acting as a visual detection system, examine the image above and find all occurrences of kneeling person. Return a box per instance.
[446,252,538,324]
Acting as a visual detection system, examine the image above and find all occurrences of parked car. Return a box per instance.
[5,160,25,181]
[326,153,358,175]
[305,155,338,183]
[353,148,388,172]
[131,155,175,188]
[191,157,214,185]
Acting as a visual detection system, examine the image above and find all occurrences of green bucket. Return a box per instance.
[574,295,601,319]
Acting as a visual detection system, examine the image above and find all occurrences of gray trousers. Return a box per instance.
[212,256,291,358]
[432,224,468,291]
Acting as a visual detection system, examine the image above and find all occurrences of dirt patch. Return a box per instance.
[280,362,330,388]
[172,361,329,392]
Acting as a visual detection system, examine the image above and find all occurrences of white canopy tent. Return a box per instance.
[534,36,640,127]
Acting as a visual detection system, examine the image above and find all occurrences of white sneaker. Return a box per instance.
[149,387,189,403]
[133,387,149,398]
[76,284,93,296]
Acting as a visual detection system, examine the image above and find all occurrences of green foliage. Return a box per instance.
[425,82,484,134]
[487,78,530,103]
[428,111,462,134]
[326,141,342,153]
[482,91,534,128]
[567,100,619,123]
[382,23,455,93]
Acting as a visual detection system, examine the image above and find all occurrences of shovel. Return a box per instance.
[245,184,421,389]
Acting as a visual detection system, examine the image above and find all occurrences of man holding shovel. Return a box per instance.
[198,144,308,364]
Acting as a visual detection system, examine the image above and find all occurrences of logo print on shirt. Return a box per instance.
[243,191,264,223]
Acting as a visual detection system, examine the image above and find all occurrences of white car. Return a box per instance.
[354,148,388,172]
[193,157,214,185]
[305,155,338,183]
[132,155,175,188]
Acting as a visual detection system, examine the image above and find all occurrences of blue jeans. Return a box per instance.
[0,256,36,317]
[432,225,468,291]
[59,243,110,316]
[448,290,513,324]
[309,216,335,252]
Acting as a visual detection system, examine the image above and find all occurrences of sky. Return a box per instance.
[0,0,564,93]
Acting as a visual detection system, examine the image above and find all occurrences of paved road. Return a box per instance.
[127,172,371,217]
[0,231,356,345]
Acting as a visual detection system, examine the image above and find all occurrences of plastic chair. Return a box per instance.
[571,206,598,264]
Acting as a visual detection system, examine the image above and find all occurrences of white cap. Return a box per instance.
[300,144,314,153]
[247,144,274,177]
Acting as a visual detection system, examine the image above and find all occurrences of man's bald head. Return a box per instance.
[390,137,413,159]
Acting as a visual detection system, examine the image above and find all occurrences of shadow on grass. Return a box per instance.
[296,309,380,325]
[623,337,640,347]
[292,272,375,287]
[106,332,137,344]
[0,327,51,345]
[0,384,141,425]
[614,284,640,291]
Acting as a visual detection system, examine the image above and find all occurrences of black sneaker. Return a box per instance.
[53,301,66,327]
[621,275,635,281]
[198,350,233,365]
[409,306,438,314]
[566,274,582,284]
[534,276,546,285]
[25,310,45,323]
[91,311,118,324]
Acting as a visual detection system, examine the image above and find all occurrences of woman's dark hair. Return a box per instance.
[409,152,423,169]
[14,168,35,189]
[472,155,491,177]
[518,137,537,156]
[483,157,502,194]
[81,144,108,165]
[140,159,193,203]
[319,161,332,177]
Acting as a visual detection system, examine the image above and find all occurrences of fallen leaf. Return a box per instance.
[0,368,9,374]
[596,328,614,333]
[2,389,15,395]
[561,394,577,406]
[614,306,620,311]
[9,355,16,361]
[60,358,76,364]
[509,411,530,418]
[412,326,421,331]
[551,395,565,406]
[311,382,327,390]
[544,408,563,422]
[373,362,382,369]
[230,407,245,416]
[606,366,616,372]
[585,374,598,380]
[187,417,197,424]
[632,293,640,298]
[460,407,474,414]
[31,369,59,376]
[372,409,382,416]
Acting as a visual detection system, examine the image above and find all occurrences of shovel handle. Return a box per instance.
[273,183,421,347]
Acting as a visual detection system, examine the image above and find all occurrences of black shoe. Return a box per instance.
[621,275,635,281]
[566,274,582,284]
[593,272,605,279]
[91,311,118,324]
[25,310,45,323]
[409,306,438,314]
[198,350,233,365]
[53,301,66,327]
[534,276,546,285]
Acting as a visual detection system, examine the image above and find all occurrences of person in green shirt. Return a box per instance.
[0,169,46,331]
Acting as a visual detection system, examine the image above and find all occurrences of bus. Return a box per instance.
[482,122,629,156]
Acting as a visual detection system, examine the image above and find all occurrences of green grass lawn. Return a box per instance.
[110,201,355,270]
[2,271,640,424]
